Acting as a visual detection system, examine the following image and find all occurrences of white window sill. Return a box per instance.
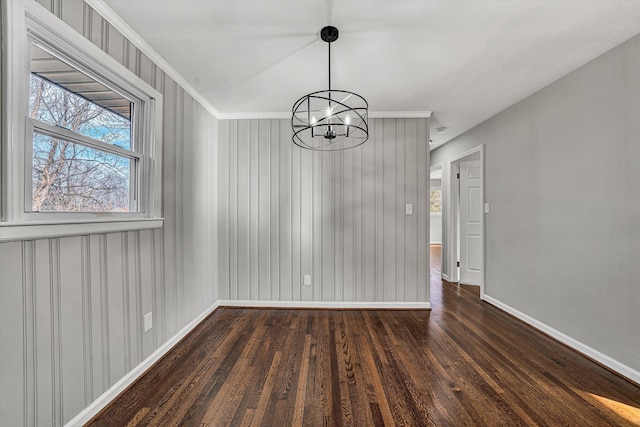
[0,218,164,242]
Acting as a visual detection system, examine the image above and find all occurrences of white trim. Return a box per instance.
[4,0,28,222]
[219,110,433,120]
[448,145,483,163]
[0,218,163,242]
[29,120,141,160]
[64,300,221,427]
[459,281,480,287]
[483,295,640,385]
[85,0,221,120]
[443,144,485,298]
[63,298,429,425]
[370,111,432,119]
[441,273,452,282]
[217,112,290,120]
[218,300,431,310]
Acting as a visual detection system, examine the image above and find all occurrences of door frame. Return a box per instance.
[443,144,485,299]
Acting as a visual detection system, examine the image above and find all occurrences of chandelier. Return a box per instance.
[291,26,369,151]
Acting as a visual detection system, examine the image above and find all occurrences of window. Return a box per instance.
[430,189,442,213]
[29,45,137,213]
[1,1,162,240]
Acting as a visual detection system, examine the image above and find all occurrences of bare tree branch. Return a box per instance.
[30,74,132,212]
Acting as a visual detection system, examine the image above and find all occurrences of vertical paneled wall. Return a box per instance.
[218,118,430,303]
[0,1,218,425]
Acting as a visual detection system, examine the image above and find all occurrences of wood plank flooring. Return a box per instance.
[87,246,640,426]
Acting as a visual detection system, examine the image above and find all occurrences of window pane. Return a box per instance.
[32,132,132,212]
[30,45,132,150]
[430,189,442,213]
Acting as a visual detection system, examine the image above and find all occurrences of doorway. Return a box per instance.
[445,145,485,298]
[429,164,443,280]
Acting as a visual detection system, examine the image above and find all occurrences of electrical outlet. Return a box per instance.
[144,312,153,332]
[303,275,311,286]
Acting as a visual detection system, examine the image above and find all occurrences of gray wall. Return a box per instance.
[0,1,218,425]
[431,34,640,374]
[217,118,430,303]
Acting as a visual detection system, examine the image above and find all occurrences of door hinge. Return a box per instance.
[457,173,460,179]
[457,261,460,267]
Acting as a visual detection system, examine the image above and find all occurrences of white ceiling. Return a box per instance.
[99,0,640,148]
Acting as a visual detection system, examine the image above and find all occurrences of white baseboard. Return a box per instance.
[458,281,479,286]
[65,298,429,426]
[218,300,431,310]
[483,295,640,385]
[64,294,638,426]
[65,301,220,427]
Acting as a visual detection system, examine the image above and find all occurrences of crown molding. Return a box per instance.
[369,111,432,118]
[85,0,222,119]
[219,111,433,120]
[217,112,291,120]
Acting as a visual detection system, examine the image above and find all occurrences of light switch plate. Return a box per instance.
[144,312,153,332]
[303,275,311,286]
[406,204,413,215]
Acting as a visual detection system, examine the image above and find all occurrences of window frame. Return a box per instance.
[430,188,442,214]
[1,0,163,241]
[26,117,142,215]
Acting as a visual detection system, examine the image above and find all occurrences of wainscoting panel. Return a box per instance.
[218,118,430,304]
[0,1,219,425]
[0,242,26,426]
[34,239,55,426]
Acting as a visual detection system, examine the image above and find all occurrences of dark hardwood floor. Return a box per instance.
[87,245,640,426]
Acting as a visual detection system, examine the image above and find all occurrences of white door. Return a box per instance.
[459,160,482,285]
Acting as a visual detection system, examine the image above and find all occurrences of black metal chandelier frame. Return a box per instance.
[291,26,369,151]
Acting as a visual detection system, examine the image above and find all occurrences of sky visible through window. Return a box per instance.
[29,73,133,212]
